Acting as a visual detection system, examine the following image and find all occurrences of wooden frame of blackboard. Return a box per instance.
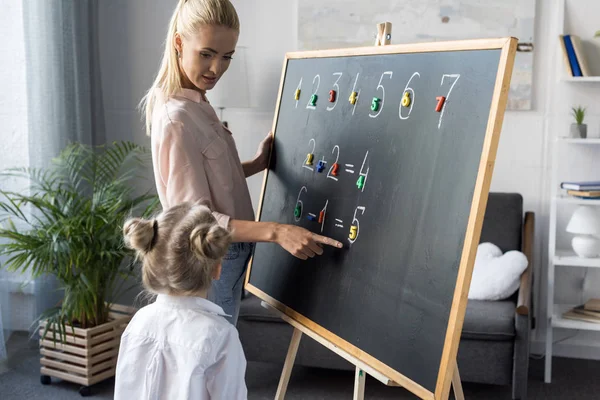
[245,37,518,400]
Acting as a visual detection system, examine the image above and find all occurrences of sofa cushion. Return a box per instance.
[480,193,523,253]
[240,295,515,341]
[462,299,515,340]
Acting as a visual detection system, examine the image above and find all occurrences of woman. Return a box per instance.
[143,0,342,324]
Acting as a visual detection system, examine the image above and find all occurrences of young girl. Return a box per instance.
[115,202,247,399]
[144,0,343,324]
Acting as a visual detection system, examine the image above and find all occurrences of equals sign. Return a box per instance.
[335,219,344,228]
[344,164,355,174]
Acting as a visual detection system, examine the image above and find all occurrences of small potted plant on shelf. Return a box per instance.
[0,141,159,396]
[570,106,587,139]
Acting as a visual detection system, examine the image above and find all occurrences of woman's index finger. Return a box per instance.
[313,234,343,248]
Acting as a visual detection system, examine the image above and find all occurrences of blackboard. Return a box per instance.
[246,38,517,400]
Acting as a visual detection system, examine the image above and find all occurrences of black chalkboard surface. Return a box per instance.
[246,38,517,400]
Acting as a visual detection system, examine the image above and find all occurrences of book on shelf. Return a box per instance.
[561,181,600,191]
[563,305,600,323]
[584,298,600,312]
[559,34,594,77]
[569,35,592,77]
[567,190,600,199]
[561,35,583,77]
[559,34,574,76]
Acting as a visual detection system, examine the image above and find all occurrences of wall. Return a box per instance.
[97,0,600,357]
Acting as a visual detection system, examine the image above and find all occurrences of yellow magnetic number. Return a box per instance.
[401,91,411,107]
[306,153,314,165]
[349,225,358,240]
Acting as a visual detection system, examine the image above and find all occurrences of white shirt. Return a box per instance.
[114,295,248,400]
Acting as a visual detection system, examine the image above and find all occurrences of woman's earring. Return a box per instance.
[176,49,181,58]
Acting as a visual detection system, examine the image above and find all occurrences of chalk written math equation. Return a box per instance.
[293,185,366,245]
[288,65,462,246]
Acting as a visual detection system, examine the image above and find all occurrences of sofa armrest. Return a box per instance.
[516,212,534,316]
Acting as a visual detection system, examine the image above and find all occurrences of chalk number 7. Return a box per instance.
[437,74,460,129]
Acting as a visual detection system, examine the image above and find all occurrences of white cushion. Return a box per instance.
[468,242,528,301]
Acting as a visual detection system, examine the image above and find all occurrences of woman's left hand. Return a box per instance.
[253,132,273,171]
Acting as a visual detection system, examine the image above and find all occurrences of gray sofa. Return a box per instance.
[238,192,534,399]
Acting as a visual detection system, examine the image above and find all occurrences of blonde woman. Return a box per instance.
[115,202,246,399]
[144,0,343,325]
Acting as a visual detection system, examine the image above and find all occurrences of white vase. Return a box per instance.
[572,235,600,258]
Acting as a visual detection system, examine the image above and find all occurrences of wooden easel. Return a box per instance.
[272,24,465,399]
[269,301,464,400]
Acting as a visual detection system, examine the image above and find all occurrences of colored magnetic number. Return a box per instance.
[401,91,411,107]
[349,206,365,243]
[306,153,314,165]
[369,71,392,119]
[435,96,445,112]
[303,139,316,171]
[294,78,302,108]
[399,72,420,120]
[327,73,342,112]
[349,226,358,240]
[437,74,460,128]
[327,145,340,181]
[294,186,307,222]
[306,75,320,109]
[349,91,358,105]
[356,151,369,192]
[356,175,365,190]
[318,200,329,233]
[371,97,380,112]
[316,160,326,173]
[331,163,339,176]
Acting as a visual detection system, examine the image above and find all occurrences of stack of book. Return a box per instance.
[559,34,592,77]
[560,180,600,199]
[563,299,600,323]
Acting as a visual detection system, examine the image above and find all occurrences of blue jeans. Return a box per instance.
[208,242,253,325]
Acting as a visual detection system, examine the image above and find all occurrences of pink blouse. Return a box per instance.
[150,88,255,229]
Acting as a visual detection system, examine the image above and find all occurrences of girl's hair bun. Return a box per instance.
[190,223,231,261]
[123,218,157,253]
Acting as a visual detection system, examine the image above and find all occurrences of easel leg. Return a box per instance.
[451,360,465,400]
[353,368,366,400]
[275,328,303,400]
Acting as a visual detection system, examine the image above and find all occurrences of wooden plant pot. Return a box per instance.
[38,304,136,396]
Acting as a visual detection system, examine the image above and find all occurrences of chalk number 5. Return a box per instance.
[369,71,392,118]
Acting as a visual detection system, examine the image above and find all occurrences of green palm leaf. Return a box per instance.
[0,141,160,335]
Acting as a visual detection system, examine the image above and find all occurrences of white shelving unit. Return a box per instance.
[561,76,600,83]
[545,0,600,383]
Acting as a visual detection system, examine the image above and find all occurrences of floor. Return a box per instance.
[1,332,598,399]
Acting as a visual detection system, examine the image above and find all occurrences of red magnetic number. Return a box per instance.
[332,163,339,176]
[329,90,337,102]
[435,96,446,112]
[318,210,325,224]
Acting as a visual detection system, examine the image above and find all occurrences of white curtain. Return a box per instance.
[0,0,105,360]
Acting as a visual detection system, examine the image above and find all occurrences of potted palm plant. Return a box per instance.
[570,106,587,138]
[0,141,159,396]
